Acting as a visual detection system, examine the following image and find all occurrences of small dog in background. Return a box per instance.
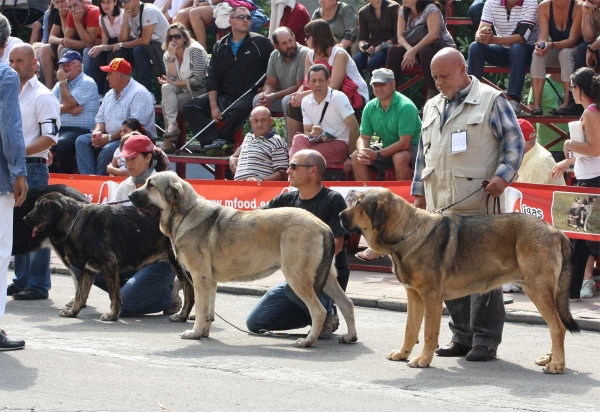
[568,196,595,232]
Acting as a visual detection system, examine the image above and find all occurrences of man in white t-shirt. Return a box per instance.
[116,0,169,93]
[467,0,539,114]
[289,64,359,170]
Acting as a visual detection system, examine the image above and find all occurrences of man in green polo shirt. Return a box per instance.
[351,68,421,182]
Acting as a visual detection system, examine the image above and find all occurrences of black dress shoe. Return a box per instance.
[0,329,25,351]
[6,283,23,296]
[435,342,471,357]
[12,289,47,300]
[466,345,497,362]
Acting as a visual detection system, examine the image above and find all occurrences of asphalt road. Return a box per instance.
[1,274,599,412]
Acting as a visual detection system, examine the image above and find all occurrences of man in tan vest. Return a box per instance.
[411,48,525,362]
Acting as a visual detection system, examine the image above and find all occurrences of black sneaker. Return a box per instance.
[465,345,497,362]
[0,330,25,351]
[7,283,23,296]
[12,289,47,300]
[202,139,233,157]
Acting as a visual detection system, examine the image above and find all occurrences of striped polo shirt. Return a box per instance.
[234,131,289,181]
[481,0,539,46]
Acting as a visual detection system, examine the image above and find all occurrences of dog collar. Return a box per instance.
[65,206,84,241]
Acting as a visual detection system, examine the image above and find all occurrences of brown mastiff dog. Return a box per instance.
[340,188,579,374]
[129,171,358,348]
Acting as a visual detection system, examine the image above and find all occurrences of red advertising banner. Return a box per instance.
[49,174,599,241]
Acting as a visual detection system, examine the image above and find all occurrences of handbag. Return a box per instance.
[403,24,429,47]
[0,0,28,11]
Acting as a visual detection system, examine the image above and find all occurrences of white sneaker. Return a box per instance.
[164,278,182,315]
[503,283,523,293]
[580,279,596,299]
[509,99,522,115]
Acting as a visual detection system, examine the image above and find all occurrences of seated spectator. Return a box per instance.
[228,107,288,181]
[87,0,124,95]
[116,0,169,94]
[182,6,273,155]
[52,51,100,174]
[159,0,190,24]
[62,0,101,79]
[530,0,582,116]
[254,26,308,142]
[289,64,359,168]
[75,58,156,175]
[515,119,566,185]
[40,0,69,89]
[526,72,569,161]
[467,0,539,114]
[158,23,208,153]
[351,68,421,182]
[571,0,599,116]
[353,0,399,74]
[312,0,358,53]
[269,0,311,46]
[245,149,350,339]
[469,0,487,28]
[386,0,456,103]
[108,120,146,176]
[287,19,368,140]
[73,134,182,317]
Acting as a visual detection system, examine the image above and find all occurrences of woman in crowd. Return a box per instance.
[552,68,600,300]
[286,19,369,139]
[312,0,358,52]
[39,0,69,89]
[385,0,455,102]
[87,0,124,95]
[158,23,208,153]
[353,0,400,74]
[530,0,582,116]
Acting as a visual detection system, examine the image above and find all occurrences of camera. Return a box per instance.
[361,43,371,52]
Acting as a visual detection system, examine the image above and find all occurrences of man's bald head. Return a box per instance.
[9,43,37,83]
[430,48,471,99]
[272,26,298,58]
[250,106,273,137]
[10,43,35,59]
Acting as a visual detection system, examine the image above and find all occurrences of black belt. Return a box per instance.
[25,157,46,164]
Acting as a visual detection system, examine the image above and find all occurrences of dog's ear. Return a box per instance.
[364,199,387,231]
[165,182,184,205]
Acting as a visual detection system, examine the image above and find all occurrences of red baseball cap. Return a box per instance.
[518,119,536,142]
[100,58,132,75]
[118,135,155,158]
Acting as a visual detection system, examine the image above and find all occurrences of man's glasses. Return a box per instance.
[288,163,314,170]
[168,33,182,40]
[233,14,252,21]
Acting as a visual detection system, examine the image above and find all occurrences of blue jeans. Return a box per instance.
[246,282,333,333]
[75,133,120,175]
[72,261,175,316]
[574,42,599,71]
[13,162,51,298]
[352,49,389,74]
[55,127,90,174]
[444,288,505,350]
[468,0,486,27]
[467,42,534,102]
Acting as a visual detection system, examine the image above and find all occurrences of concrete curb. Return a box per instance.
[12,265,599,333]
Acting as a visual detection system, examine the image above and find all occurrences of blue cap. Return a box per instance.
[58,51,83,64]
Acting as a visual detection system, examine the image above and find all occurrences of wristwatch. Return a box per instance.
[588,44,598,53]
[376,151,383,161]
[119,42,124,49]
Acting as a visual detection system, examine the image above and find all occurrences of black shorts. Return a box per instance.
[372,144,419,173]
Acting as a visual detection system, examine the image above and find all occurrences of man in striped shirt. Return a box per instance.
[467,0,539,114]
[228,106,288,181]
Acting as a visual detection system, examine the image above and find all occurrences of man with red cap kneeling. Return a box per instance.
[74,58,156,175]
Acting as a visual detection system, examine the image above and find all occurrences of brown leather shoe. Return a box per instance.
[466,345,497,362]
[435,342,471,357]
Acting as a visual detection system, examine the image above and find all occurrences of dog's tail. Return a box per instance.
[314,231,335,296]
[557,234,580,333]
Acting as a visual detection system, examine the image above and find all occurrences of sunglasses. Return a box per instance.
[569,84,577,91]
[233,14,252,21]
[168,33,182,40]
[288,163,314,170]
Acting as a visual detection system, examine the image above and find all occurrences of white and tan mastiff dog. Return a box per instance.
[129,171,357,348]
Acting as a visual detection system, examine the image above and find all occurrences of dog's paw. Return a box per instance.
[408,355,431,368]
[180,329,203,340]
[338,334,358,344]
[100,312,119,322]
[535,354,552,366]
[543,362,565,374]
[169,313,188,322]
[387,349,410,362]
[293,337,315,348]
[59,309,76,318]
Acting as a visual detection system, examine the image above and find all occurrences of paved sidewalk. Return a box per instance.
[41,252,600,332]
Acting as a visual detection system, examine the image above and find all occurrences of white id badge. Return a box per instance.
[451,130,467,154]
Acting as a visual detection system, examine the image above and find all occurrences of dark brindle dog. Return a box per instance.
[23,192,193,322]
